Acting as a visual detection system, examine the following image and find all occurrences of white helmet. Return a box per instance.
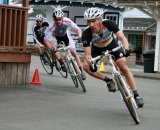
[84,8,103,20]
[36,14,44,21]
[53,9,64,19]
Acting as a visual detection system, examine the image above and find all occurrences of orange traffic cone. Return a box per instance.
[31,68,41,85]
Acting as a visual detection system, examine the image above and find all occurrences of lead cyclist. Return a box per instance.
[82,7,144,108]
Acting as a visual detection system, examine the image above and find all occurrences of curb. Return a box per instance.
[99,65,160,80]
[131,71,160,80]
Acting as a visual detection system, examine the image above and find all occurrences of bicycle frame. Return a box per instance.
[107,54,138,108]
[57,44,86,92]
[57,45,79,77]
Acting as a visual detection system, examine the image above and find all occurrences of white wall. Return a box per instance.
[123,8,151,18]
[27,18,36,43]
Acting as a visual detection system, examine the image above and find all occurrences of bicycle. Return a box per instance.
[28,33,68,78]
[56,42,86,92]
[40,46,68,78]
[89,44,140,124]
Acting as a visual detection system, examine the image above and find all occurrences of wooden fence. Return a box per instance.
[0,0,31,85]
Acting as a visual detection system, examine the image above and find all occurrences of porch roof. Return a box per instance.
[29,0,124,11]
[123,18,156,32]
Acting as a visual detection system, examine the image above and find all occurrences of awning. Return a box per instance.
[29,0,124,11]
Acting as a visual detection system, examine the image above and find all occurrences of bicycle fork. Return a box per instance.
[109,57,138,109]
[66,56,77,77]
[115,74,138,109]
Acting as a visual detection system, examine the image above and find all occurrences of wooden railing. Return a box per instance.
[0,0,28,52]
[0,0,31,85]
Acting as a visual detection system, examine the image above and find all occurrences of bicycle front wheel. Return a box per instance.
[71,59,86,92]
[54,59,68,78]
[40,53,53,75]
[66,58,78,88]
[114,73,140,124]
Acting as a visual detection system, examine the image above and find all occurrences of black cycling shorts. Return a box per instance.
[91,40,124,61]
[35,35,45,45]
[55,34,69,46]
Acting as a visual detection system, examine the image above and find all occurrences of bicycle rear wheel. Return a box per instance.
[71,59,86,92]
[66,58,78,88]
[114,73,140,124]
[40,52,53,75]
[54,58,68,78]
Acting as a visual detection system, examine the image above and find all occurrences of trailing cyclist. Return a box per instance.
[82,7,144,107]
[33,14,49,64]
[44,8,86,80]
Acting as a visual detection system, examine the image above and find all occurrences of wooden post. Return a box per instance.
[22,0,29,7]
[149,34,152,49]
[142,32,146,62]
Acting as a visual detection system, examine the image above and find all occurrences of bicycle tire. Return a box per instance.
[114,73,140,124]
[71,59,86,92]
[66,58,78,88]
[40,52,53,75]
[54,58,68,78]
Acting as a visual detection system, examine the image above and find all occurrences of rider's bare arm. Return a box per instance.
[76,28,82,39]
[115,31,129,50]
[84,47,92,62]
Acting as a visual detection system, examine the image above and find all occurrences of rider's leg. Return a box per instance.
[83,59,116,92]
[35,44,48,64]
[116,57,144,107]
[69,38,86,79]
[68,39,82,67]
[70,49,82,66]
[70,49,86,80]
[44,39,67,71]
[35,44,44,55]
[50,42,67,72]
[83,59,104,79]
[44,38,63,63]
[116,58,137,91]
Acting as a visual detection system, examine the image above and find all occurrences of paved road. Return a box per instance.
[0,55,160,130]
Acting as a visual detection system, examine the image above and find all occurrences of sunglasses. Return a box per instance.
[36,21,42,23]
[54,18,62,21]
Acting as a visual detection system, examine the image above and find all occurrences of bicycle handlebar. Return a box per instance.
[57,46,70,52]
[89,44,123,70]
[91,45,122,62]
[56,41,71,52]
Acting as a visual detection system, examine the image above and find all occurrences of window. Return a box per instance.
[151,35,156,49]
[128,34,143,60]
[103,12,119,25]
[63,11,69,18]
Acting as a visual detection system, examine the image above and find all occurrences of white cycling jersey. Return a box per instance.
[45,17,79,48]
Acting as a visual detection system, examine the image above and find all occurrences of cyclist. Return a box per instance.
[82,7,144,107]
[44,9,86,80]
[33,14,49,63]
